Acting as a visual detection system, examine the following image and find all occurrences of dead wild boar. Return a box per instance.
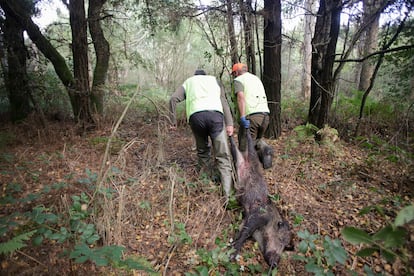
[255,139,274,169]
[229,132,292,268]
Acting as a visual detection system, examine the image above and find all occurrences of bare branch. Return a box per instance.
[335,44,414,63]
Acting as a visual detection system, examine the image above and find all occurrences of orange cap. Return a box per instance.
[232,63,247,73]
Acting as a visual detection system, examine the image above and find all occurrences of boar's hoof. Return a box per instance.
[229,250,240,262]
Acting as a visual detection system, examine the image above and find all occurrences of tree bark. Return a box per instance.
[301,0,317,100]
[263,0,282,139]
[88,0,110,115]
[355,13,408,136]
[308,0,342,129]
[0,0,109,125]
[2,11,31,121]
[226,0,239,64]
[358,0,381,91]
[69,0,93,122]
[0,0,78,115]
[240,0,256,74]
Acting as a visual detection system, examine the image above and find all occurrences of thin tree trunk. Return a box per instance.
[354,53,383,136]
[226,0,239,64]
[410,74,414,102]
[88,0,110,115]
[240,0,256,74]
[301,0,316,100]
[254,1,262,79]
[333,0,390,84]
[354,13,408,136]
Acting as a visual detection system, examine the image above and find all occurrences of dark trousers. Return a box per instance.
[238,113,269,151]
[189,111,233,197]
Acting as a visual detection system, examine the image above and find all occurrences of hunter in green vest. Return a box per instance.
[232,63,271,155]
[169,69,234,199]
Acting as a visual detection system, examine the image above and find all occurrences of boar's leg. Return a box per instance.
[232,210,270,255]
[246,130,259,160]
[229,136,242,166]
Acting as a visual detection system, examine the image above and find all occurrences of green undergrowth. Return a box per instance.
[0,166,155,274]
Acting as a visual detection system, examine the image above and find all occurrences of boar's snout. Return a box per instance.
[264,250,280,269]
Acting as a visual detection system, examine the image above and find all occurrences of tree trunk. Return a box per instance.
[263,0,282,139]
[240,0,256,74]
[226,0,239,64]
[2,12,31,121]
[410,73,414,102]
[301,0,317,100]
[0,0,107,125]
[254,2,262,79]
[308,0,341,129]
[69,0,93,123]
[355,12,408,136]
[358,0,381,91]
[0,0,79,118]
[88,0,110,115]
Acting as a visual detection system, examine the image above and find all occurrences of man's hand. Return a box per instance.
[240,116,250,129]
[226,125,234,136]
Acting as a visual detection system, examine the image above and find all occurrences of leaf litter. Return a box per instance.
[0,118,412,275]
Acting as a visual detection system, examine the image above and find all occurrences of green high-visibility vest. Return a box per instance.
[235,72,270,115]
[183,75,223,121]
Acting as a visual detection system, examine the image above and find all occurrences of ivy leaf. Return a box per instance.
[341,227,373,245]
[372,225,393,241]
[292,254,308,262]
[323,237,347,265]
[305,262,325,275]
[394,205,414,227]
[381,249,397,263]
[297,230,310,239]
[373,225,406,248]
[356,247,378,257]
[69,243,92,263]
[32,235,44,246]
[30,207,58,224]
[298,240,309,254]
[90,253,108,266]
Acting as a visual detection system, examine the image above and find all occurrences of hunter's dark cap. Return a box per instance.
[194,69,206,75]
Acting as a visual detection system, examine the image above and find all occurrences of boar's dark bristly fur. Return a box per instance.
[229,132,292,269]
[256,139,274,169]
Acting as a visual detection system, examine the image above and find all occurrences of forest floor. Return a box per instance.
[0,116,413,275]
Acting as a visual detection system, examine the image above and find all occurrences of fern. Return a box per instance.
[293,123,319,140]
[0,230,37,255]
